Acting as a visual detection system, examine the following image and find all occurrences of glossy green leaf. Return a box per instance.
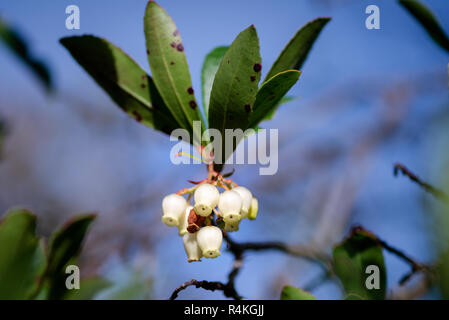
[208,25,261,163]
[0,209,47,299]
[399,0,449,53]
[201,46,229,119]
[248,70,300,128]
[60,35,180,137]
[333,229,386,300]
[0,19,52,91]
[45,214,96,299]
[280,285,316,300]
[64,277,112,300]
[144,1,204,143]
[265,17,330,82]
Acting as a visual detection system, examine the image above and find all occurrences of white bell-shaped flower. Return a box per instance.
[196,226,222,258]
[161,193,186,226]
[224,221,240,233]
[194,183,219,217]
[218,190,242,224]
[183,232,202,262]
[178,206,192,236]
[232,186,252,219]
[248,197,258,220]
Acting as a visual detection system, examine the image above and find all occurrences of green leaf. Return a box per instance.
[265,17,330,82]
[0,18,52,91]
[144,1,204,144]
[45,214,96,300]
[201,46,229,119]
[248,70,300,128]
[280,285,316,300]
[0,209,47,299]
[262,95,296,122]
[345,293,364,300]
[60,35,180,137]
[332,228,386,300]
[208,25,261,163]
[399,0,449,53]
[64,277,112,300]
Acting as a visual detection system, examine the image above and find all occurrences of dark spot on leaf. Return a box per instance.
[244,104,251,112]
[170,61,175,65]
[140,83,146,89]
[236,77,240,82]
[250,76,256,82]
[132,111,142,122]
[253,63,262,72]
[187,87,194,95]
[173,29,180,37]
[189,100,197,109]
[227,60,230,64]
[141,75,146,80]
[177,43,184,52]
[170,42,176,48]
[146,49,150,55]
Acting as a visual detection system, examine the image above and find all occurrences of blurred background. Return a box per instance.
[0,0,448,299]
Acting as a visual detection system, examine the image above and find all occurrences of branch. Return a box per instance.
[393,163,449,203]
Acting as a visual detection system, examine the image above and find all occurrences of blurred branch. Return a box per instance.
[393,163,449,203]
[169,232,332,300]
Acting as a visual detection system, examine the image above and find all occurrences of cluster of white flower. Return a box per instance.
[161,183,258,262]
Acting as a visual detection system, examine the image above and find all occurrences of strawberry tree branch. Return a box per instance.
[393,163,449,203]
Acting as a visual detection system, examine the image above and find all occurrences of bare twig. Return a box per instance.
[393,163,449,203]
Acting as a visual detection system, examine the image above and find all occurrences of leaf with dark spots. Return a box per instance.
[208,26,261,164]
[187,87,194,95]
[0,19,52,92]
[264,17,330,82]
[248,70,300,128]
[201,46,229,118]
[144,1,204,144]
[250,76,256,82]
[60,35,182,139]
[253,63,262,72]
[0,209,46,299]
[399,0,449,53]
[244,104,251,112]
[189,100,197,109]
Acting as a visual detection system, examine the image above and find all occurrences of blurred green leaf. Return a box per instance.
[0,209,47,299]
[333,228,386,300]
[144,1,204,143]
[208,25,261,163]
[64,277,112,300]
[345,293,364,300]
[264,17,330,82]
[0,19,52,91]
[60,35,180,137]
[280,285,316,300]
[248,70,300,129]
[45,214,96,299]
[201,46,229,119]
[399,0,449,53]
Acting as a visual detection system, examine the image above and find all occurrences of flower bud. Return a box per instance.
[194,183,219,217]
[232,186,252,219]
[218,190,242,224]
[162,193,186,226]
[248,197,258,220]
[224,221,240,233]
[178,205,192,236]
[183,232,202,262]
[196,226,222,258]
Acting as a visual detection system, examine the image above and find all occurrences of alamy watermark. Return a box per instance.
[169,121,278,176]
